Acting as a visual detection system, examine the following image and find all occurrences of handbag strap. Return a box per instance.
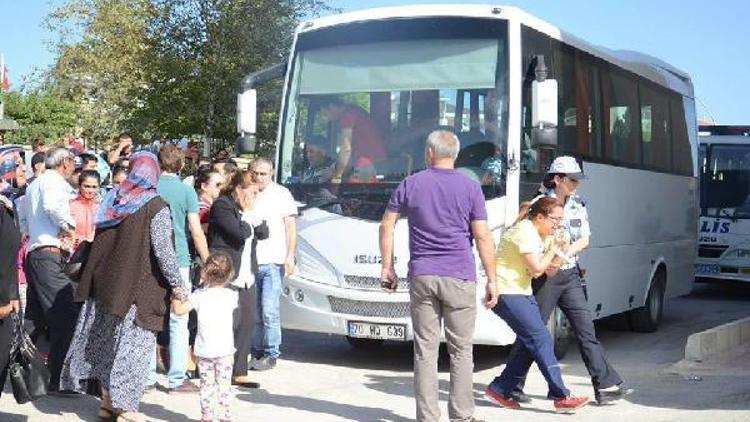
[9,312,32,355]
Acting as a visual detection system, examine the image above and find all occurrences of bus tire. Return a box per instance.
[630,270,666,333]
[345,336,384,350]
[547,307,571,359]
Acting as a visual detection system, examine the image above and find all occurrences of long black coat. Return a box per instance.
[207,195,254,274]
[0,202,21,306]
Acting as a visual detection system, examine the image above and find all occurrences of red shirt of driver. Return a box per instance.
[339,105,387,168]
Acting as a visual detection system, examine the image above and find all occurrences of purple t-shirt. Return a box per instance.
[387,168,488,281]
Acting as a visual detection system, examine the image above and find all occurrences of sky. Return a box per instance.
[2,0,749,124]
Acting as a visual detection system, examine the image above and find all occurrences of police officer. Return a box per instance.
[510,156,633,405]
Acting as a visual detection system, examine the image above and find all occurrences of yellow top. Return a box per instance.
[495,220,545,295]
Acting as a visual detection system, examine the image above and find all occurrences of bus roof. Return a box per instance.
[298,4,694,98]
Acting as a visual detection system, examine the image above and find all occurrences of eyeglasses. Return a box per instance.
[546,215,564,224]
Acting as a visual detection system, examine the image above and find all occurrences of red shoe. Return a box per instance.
[484,388,521,409]
[554,395,590,413]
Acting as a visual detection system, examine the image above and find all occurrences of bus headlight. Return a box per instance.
[296,239,341,286]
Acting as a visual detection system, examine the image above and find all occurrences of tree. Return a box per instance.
[46,0,158,145]
[3,91,80,144]
[45,0,334,154]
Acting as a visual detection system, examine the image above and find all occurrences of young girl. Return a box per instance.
[173,253,238,422]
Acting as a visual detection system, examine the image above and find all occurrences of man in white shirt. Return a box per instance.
[249,157,296,371]
[24,146,80,393]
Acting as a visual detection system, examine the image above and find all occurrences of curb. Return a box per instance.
[684,316,750,362]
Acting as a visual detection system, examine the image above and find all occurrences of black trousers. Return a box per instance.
[232,286,255,376]
[0,315,13,397]
[24,249,80,390]
[511,267,623,391]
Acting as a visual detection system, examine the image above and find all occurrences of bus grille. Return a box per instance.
[698,245,728,258]
[344,275,408,291]
[327,297,410,318]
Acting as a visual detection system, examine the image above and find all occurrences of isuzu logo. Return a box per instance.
[354,254,398,264]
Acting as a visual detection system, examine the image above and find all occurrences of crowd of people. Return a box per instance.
[0,136,296,422]
[0,129,634,422]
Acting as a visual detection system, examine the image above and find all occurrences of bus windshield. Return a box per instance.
[278,25,509,221]
[702,144,750,218]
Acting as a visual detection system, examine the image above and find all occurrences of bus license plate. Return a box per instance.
[348,321,406,341]
[695,264,720,275]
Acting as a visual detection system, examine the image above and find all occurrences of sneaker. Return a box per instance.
[252,356,277,371]
[484,387,521,409]
[169,381,200,394]
[554,395,590,413]
[595,383,634,405]
[510,390,532,404]
[232,375,261,389]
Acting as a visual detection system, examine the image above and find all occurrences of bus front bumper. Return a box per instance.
[279,274,516,345]
[280,274,415,341]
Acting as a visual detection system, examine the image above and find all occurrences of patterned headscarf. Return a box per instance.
[0,146,23,206]
[95,151,160,229]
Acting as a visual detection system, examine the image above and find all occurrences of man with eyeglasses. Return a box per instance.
[510,156,632,405]
[249,157,297,371]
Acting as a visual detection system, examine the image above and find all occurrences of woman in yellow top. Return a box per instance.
[484,197,589,413]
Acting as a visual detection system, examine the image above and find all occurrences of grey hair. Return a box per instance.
[250,156,274,169]
[44,147,73,169]
[426,130,460,160]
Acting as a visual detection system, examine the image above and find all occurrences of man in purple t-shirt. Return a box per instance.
[379,130,498,422]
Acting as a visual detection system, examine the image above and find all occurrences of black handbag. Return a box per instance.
[63,240,92,281]
[8,312,49,404]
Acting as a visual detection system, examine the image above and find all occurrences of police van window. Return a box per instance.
[671,96,693,176]
[602,67,640,166]
[640,82,672,172]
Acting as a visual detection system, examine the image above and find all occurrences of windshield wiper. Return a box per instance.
[299,198,343,213]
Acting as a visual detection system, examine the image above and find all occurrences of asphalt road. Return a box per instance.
[2,281,749,422]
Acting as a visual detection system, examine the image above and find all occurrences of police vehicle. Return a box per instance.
[696,125,750,282]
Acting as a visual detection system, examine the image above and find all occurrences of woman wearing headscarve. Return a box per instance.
[0,147,23,398]
[60,152,187,422]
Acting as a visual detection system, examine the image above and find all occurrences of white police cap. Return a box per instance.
[547,156,587,180]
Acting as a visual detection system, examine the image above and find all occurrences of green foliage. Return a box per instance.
[4,91,80,144]
[44,0,335,155]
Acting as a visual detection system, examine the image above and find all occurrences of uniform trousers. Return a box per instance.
[511,267,622,393]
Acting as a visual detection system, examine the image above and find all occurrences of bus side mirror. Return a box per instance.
[531,78,558,147]
[237,89,257,154]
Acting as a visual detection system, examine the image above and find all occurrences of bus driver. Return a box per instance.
[319,96,387,183]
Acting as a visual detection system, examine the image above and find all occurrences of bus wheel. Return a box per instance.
[346,336,385,350]
[630,271,666,333]
[547,307,571,360]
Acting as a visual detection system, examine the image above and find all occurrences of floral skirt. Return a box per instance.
[60,299,155,411]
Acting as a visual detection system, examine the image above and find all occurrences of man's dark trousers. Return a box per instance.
[510,267,622,392]
[25,248,80,390]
